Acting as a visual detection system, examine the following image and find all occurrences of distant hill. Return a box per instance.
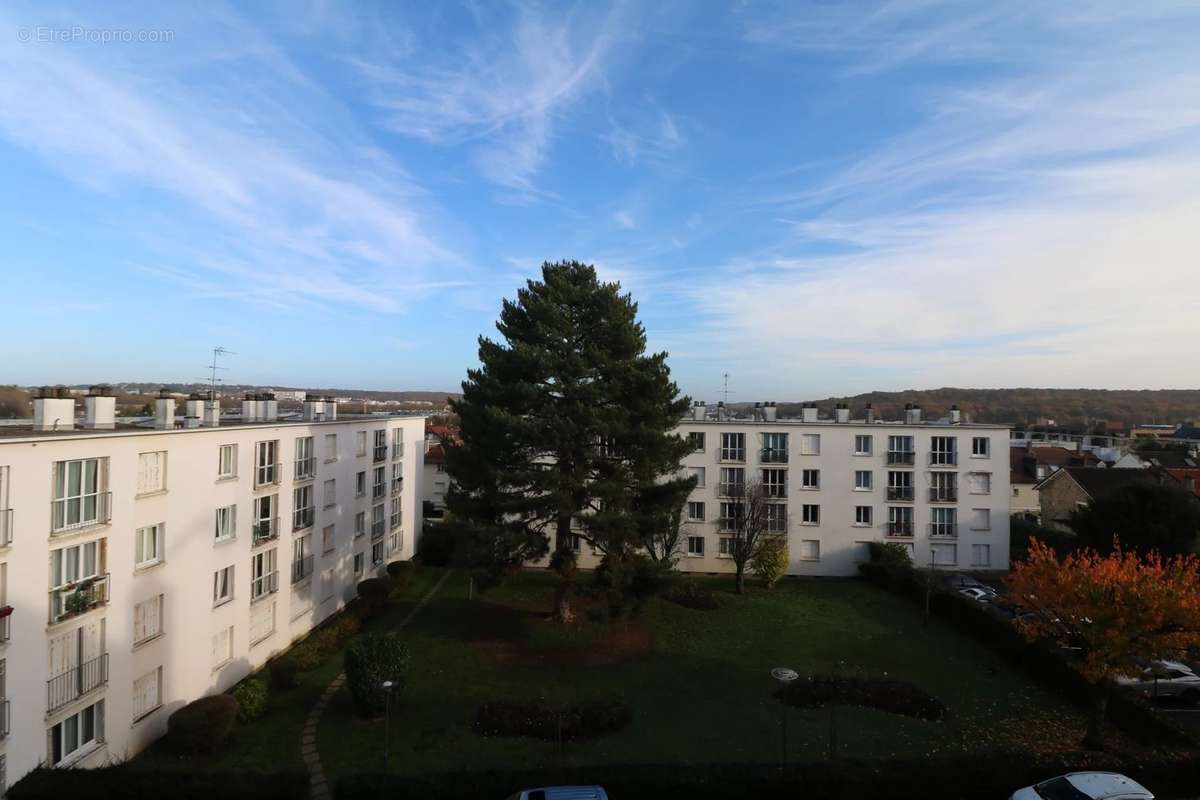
[766,388,1200,429]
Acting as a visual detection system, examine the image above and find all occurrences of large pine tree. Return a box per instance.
[446,261,694,621]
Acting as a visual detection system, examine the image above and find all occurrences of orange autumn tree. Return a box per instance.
[1009,539,1200,749]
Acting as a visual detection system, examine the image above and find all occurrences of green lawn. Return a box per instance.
[316,570,1091,778]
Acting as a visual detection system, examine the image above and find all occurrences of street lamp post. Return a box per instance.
[381,680,394,770]
[770,667,799,765]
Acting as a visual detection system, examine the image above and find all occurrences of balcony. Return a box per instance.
[929,488,958,503]
[390,509,403,530]
[372,483,386,501]
[718,449,745,463]
[373,445,387,463]
[763,485,788,499]
[717,482,745,498]
[718,518,741,534]
[251,571,279,602]
[51,492,111,535]
[0,606,10,642]
[930,523,958,538]
[929,452,958,467]
[49,575,109,624]
[293,506,315,531]
[760,449,788,464]
[0,507,11,546]
[391,478,403,496]
[252,517,280,546]
[291,554,314,584]
[371,520,385,540]
[392,442,404,460]
[886,522,914,537]
[294,457,316,481]
[46,653,108,714]
[254,462,282,489]
[886,486,914,502]
[886,451,916,466]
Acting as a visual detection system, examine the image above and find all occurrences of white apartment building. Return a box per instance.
[0,389,423,792]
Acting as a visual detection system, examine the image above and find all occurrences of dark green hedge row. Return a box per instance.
[336,755,1200,800]
[7,767,307,800]
[857,562,1196,747]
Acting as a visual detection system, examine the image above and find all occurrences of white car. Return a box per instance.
[958,586,995,602]
[1011,772,1153,800]
[1116,660,1200,704]
[506,788,608,800]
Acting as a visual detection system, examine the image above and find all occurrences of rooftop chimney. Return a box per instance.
[949,405,962,425]
[865,403,875,425]
[263,393,278,422]
[155,389,176,429]
[716,401,726,421]
[753,402,763,422]
[835,403,850,424]
[801,403,818,423]
[692,401,706,421]
[83,385,115,430]
[303,398,327,422]
[185,393,203,429]
[242,392,257,423]
[906,404,922,425]
[763,401,778,422]
[325,396,338,421]
[203,392,221,427]
[33,386,76,432]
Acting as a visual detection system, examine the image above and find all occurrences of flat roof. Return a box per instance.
[678,417,1009,430]
[0,413,426,443]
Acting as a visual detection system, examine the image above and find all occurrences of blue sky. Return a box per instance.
[2,2,1199,399]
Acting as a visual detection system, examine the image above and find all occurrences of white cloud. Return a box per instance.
[613,209,636,229]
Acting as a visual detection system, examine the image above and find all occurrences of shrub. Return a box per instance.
[475,698,633,741]
[418,523,457,566]
[291,642,324,672]
[167,694,239,754]
[329,613,362,642]
[356,578,392,618]
[868,540,914,571]
[779,676,945,721]
[344,633,411,717]
[310,627,342,655]
[752,534,788,590]
[231,678,268,722]
[269,656,299,690]
[664,579,722,611]
[386,560,415,587]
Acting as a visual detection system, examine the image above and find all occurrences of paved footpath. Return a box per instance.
[301,569,454,800]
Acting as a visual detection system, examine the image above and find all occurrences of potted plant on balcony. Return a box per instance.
[65,589,93,616]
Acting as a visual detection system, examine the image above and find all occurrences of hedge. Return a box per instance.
[166,694,239,754]
[344,632,411,716]
[335,755,1200,800]
[7,767,306,800]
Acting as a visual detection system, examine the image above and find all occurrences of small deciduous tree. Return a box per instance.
[1009,539,1200,749]
[752,533,789,590]
[723,479,775,595]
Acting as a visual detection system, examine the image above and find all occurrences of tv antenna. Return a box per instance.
[717,372,737,404]
[207,346,236,395]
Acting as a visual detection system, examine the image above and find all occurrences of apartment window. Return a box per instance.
[930,471,958,502]
[211,626,233,669]
[49,699,103,766]
[390,496,402,530]
[718,537,735,557]
[763,468,788,498]
[765,504,788,532]
[253,494,278,543]
[800,504,819,525]
[323,479,336,509]
[720,432,745,461]
[213,565,234,607]
[931,543,957,566]
[799,539,820,561]
[799,434,820,456]
[218,444,237,479]
[293,484,314,530]
[295,436,315,480]
[136,451,167,495]
[52,458,108,531]
[133,594,164,645]
[971,437,990,458]
[853,541,872,563]
[854,435,873,456]
[355,511,366,538]
[249,598,276,646]
[761,432,789,463]
[930,436,957,466]
[322,524,335,553]
[324,433,338,462]
[320,570,335,602]
[887,435,915,465]
[971,508,991,531]
[687,466,706,488]
[293,535,313,583]
[389,530,402,554]
[971,543,992,567]
[854,505,873,527]
[254,440,279,487]
[719,467,745,497]
[686,501,705,522]
[371,541,384,565]
[799,469,819,490]
[688,432,705,452]
[50,540,103,623]
[250,549,277,601]
[353,552,365,575]
[930,507,957,537]
[132,667,163,722]
[391,462,403,494]
[854,470,873,491]
[887,470,914,501]
[215,504,236,542]
[134,523,164,569]
[372,466,386,500]
[371,504,385,539]
[391,427,405,459]
[687,535,705,556]
[356,431,367,457]
[968,472,992,494]
[355,471,366,497]
[373,429,387,462]
[718,502,742,532]
[888,506,914,536]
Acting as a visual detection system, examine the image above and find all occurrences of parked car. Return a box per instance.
[1116,660,1200,704]
[1010,772,1152,800]
[958,586,995,603]
[506,787,609,800]
[942,573,989,591]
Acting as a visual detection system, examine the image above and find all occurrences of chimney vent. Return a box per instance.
[865,403,876,424]
[326,397,338,421]
[303,398,327,422]
[763,401,778,422]
[185,396,203,428]
[83,385,115,430]
[155,394,176,429]
[949,405,962,424]
[906,404,923,425]
[203,395,221,427]
[835,403,850,424]
[242,392,257,423]
[34,390,76,432]
[263,393,278,422]
[801,403,818,423]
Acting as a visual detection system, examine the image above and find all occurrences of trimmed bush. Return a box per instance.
[167,694,239,754]
[7,767,307,800]
[779,676,945,721]
[329,613,362,642]
[356,577,392,618]
[230,678,268,722]
[269,655,299,690]
[344,633,411,717]
[752,534,789,590]
[386,560,415,587]
[310,627,342,655]
[291,642,324,672]
[664,580,722,611]
[475,698,633,741]
[418,522,456,566]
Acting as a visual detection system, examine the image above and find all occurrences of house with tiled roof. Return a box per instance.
[1009,445,1100,521]
[1036,466,1179,531]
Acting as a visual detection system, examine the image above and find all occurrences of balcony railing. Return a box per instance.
[46,653,108,714]
[0,608,10,643]
[255,462,282,488]
[718,449,746,463]
[886,451,916,466]
[51,492,111,535]
[760,449,789,464]
[929,488,958,503]
[930,523,958,538]
[252,517,280,546]
[373,445,387,463]
[717,482,745,497]
[887,521,914,537]
[886,486,914,502]
[251,570,279,602]
[294,457,316,481]
[372,483,386,501]
[371,520,385,540]
[391,478,403,496]
[929,451,958,466]
[718,518,741,534]
[49,575,109,624]
[0,507,11,546]
[1,698,9,740]
[390,510,402,530]
[392,442,404,460]
[291,554,314,584]
[763,485,788,498]
[293,506,315,531]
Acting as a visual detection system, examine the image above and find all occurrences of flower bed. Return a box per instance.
[474,698,633,741]
[779,676,946,721]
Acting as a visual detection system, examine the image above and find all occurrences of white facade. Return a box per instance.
[0,411,424,789]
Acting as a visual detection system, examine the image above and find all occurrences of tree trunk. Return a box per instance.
[1083,683,1109,750]
[552,511,575,623]
[735,563,745,595]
